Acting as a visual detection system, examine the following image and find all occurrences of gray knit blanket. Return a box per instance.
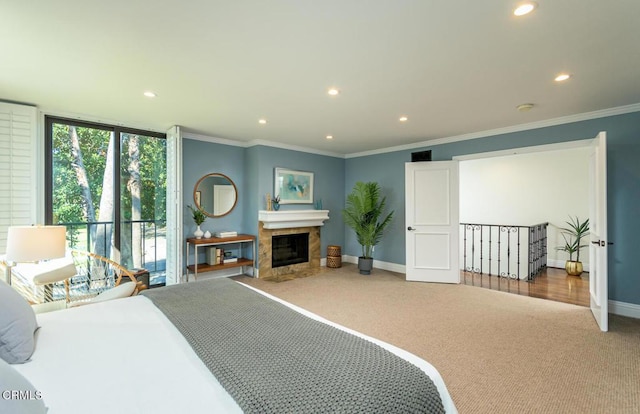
[142,278,444,413]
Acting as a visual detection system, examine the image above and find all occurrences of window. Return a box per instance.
[45,117,167,286]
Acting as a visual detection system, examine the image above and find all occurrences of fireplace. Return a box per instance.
[257,210,329,280]
[272,233,309,268]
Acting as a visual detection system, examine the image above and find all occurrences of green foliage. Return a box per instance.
[342,181,394,259]
[51,124,167,226]
[187,204,206,226]
[556,216,590,262]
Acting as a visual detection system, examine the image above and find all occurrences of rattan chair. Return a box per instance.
[11,250,146,307]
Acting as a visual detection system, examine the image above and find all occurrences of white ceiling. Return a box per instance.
[2,1,639,155]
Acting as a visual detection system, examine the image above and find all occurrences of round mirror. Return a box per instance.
[194,173,238,217]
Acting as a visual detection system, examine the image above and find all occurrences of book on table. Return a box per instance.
[215,231,237,238]
[206,247,224,265]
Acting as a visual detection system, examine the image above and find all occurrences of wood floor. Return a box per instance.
[462,267,590,307]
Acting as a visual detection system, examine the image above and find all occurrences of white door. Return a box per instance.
[589,131,608,331]
[405,161,459,283]
[214,185,235,215]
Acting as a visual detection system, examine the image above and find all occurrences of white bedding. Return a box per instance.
[15,281,457,414]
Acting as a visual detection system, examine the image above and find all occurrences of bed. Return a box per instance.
[6,278,457,413]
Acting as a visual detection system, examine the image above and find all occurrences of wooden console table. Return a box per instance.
[185,234,256,282]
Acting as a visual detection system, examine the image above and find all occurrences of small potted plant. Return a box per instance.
[342,181,394,275]
[556,216,589,276]
[187,204,206,239]
[271,195,281,211]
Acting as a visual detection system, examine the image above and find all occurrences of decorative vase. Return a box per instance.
[204,230,211,239]
[358,257,373,275]
[272,202,280,211]
[565,260,583,276]
[194,225,204,239]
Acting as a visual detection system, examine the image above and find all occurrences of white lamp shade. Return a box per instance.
[6,225,67,263]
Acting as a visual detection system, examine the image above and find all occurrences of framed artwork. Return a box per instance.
[274,168,314,204]
[195,190,201,206]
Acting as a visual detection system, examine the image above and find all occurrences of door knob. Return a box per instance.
[407,226,416,231]
[591,240,606,247]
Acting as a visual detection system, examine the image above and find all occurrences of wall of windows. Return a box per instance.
[45,117,167,286]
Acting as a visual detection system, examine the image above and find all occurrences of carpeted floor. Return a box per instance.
[233,264,640,414]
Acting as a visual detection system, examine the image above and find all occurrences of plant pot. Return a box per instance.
[194,225,204,239]
[358,257,373,275]
[565,260,583,276]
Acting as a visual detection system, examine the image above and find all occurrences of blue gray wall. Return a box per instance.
[183,141,346,267]
[344,111,640,305]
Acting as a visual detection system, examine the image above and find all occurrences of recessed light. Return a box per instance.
[258,119,267,124]
[326,135,333,140]
[514,2,537,16]
[143,91,157,98]
[554,73,571,82]
[517,103,535,112]
[399,116,408,122]
[327,88,340,96]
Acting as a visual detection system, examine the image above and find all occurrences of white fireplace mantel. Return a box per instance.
[259,210,330,229]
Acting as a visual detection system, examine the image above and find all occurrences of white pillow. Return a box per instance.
[0,280,38,364]
[32,262,77,285]
[90,282,136,303]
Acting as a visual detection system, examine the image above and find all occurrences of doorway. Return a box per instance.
[455,140,592,306]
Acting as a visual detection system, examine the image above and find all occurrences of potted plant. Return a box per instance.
[271,195,281,211]
[342,181,394,275]
[187,204,206,239]
[556,216,589,276]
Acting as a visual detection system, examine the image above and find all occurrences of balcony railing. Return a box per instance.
[59,219,166,286]
[461,222,548,280]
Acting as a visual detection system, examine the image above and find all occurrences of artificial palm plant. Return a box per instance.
[556,216,589,276]
[342,181,394,274]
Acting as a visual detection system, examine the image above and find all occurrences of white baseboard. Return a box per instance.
[342,255,406,274]
[609,300,640,319]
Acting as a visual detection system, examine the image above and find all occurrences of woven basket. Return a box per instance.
[327,245,342,257]
[326,255,342,268]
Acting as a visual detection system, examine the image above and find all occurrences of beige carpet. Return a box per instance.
[234,264,640,414]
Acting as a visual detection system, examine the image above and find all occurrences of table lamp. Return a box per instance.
[3,225,67,285]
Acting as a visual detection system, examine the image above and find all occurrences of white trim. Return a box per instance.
[343,255,406,274]
[258,210,330,229]
[247,139,344,159]
[609,300,640,319]
[181,132,345,158]
[453,139,591,161]
[182,131,247,148]
[345,103,640,159]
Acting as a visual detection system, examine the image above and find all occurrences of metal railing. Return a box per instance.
[461,222,548,280]
[59,219,166,286]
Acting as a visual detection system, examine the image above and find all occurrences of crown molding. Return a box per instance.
[345,103,640,159]
[246,139,345,159]
[182,131,246,147]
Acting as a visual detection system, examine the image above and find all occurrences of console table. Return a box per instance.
[185,234,256,281]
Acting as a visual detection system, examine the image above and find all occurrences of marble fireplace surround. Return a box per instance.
[258,210,329,280]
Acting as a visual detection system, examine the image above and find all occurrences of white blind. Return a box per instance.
[0,103,37,254]
[165,125,183,285]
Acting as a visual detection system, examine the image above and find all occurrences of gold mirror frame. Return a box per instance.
[193,173,238,218]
